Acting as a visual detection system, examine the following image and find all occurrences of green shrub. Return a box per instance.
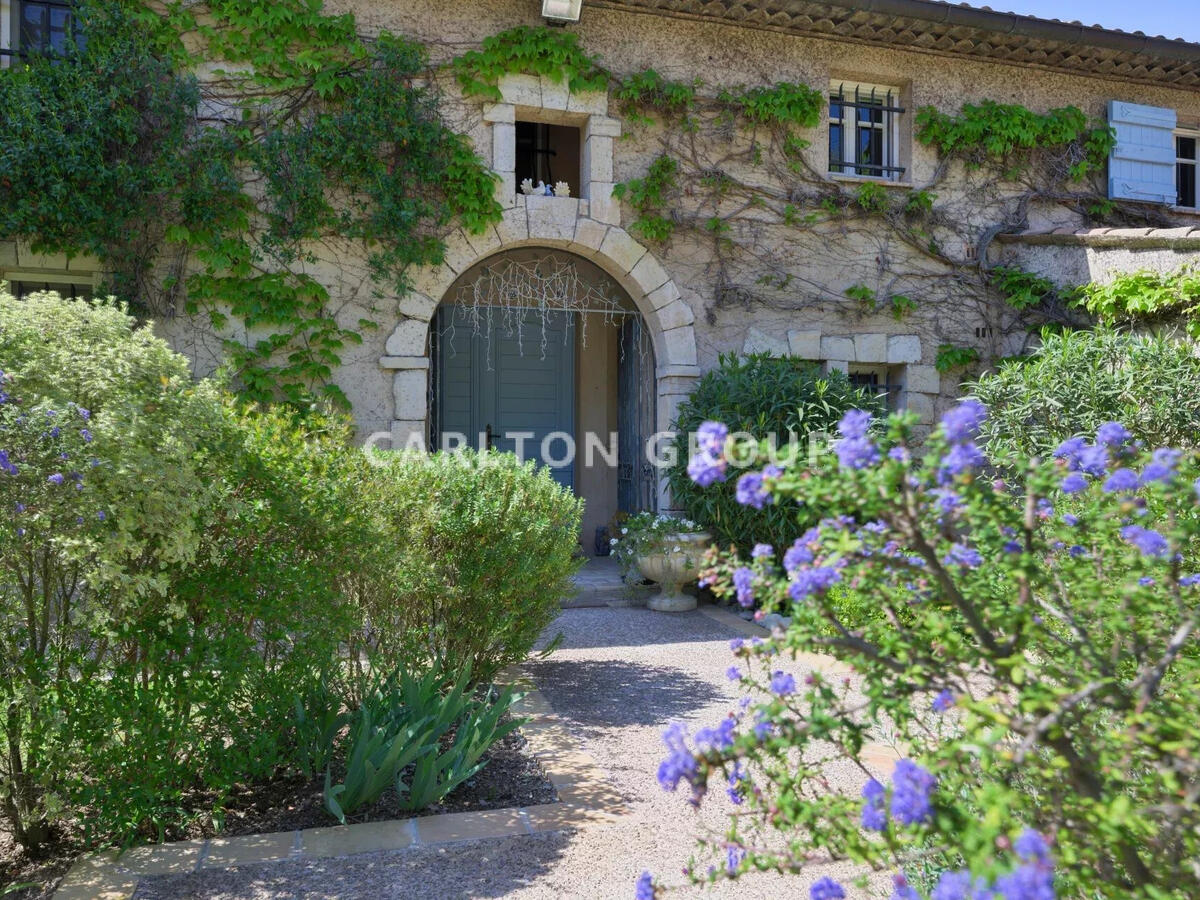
[968,327,1200,460]
[666,354,879,553]
[350,450,582,684]
[57,401,380,845]
[0,290,377,848]
[0,291,564,852]
[0,292,227,847]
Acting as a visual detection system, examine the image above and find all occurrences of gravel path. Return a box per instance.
[133,607,886,899]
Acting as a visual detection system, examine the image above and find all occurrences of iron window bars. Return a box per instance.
[10,280,92,300]
[829,83,905,181]
[849,369,902,410]
[1179,132,1198,209]
[1,1,81,63]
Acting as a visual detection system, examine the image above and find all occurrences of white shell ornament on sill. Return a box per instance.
[554,181,571,198]
[520,178,536,195]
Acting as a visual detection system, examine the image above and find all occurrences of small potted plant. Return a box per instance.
[611,512,711,612]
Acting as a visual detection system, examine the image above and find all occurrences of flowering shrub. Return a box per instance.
[0,292,574,853]
[0,292,232,847]
[0,292,371,847]
[641,399,1200,898]
[666,354,879,553]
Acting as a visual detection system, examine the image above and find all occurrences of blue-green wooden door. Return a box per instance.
[435,307,576,490]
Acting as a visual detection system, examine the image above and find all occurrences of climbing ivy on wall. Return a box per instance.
[914,101,1116,180]
[1071,265,1200,336]
[0,0,501,407]
[452,25,609,101]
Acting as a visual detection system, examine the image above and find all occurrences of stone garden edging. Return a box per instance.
[52,672,624,900]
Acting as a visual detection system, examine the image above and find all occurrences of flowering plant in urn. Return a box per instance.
[610,511,709,612]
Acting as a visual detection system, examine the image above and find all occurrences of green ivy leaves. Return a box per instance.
[718,81,824,129]
[613,155,679,243]
[0,0,502,410]
[1072,265,1200,336]
[914,100,1115,181]
[989,265,1056,311]
[452,26,609,101]
[936,343,981,373]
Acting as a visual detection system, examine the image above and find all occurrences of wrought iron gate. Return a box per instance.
[617,315,658,514]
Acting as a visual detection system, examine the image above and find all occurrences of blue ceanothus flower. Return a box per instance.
[687,420,729,487]
[810,876,846,899]
[1120,525,1170,558]
[732,566,755,607]
[890,759,936,825]
[834,409,880,470]
[736,464,781,509]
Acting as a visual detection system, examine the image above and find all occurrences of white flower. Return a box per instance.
[610,537,618,545]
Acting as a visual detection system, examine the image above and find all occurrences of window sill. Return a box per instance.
[827,173,912,190]
[1169,205,1200,218]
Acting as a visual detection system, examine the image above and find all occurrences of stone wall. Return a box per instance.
[7,0,1200,450]
[320,0,1200,435]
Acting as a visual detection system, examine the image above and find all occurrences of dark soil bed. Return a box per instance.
[1,726,556,898]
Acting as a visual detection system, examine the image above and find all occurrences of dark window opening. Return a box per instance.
[849,366,903,411]
[4,1,83,61]
[10,280,92,300]
[1178,134,1198,209]
[515,121,581,197]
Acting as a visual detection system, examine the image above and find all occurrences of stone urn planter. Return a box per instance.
[636,530,712,612]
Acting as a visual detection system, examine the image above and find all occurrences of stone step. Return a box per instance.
[565,556,650,608]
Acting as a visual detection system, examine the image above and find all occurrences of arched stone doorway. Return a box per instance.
[431,249,656,549]
[379,207,701,520]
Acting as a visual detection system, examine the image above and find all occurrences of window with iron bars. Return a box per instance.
[848,365,903,411]
[829,81,905,182]
[8,279,93,300]
[1,0,82,64]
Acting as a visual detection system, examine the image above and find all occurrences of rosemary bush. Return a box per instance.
[643,402,1200,899]
[346,449,583,684]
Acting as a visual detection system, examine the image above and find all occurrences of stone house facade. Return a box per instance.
[3,0,1200,546]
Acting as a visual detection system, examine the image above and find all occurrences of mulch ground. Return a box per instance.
[0,727,556,898]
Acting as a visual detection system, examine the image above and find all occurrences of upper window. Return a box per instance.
[829,81,905,182]
[1178,131,1198,210]
[3,1,81,62]
[515,120,581,198]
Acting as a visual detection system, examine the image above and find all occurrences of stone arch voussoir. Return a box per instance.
[382,207,700,510]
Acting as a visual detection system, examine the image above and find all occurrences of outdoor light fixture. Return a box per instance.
[542,0,582,23]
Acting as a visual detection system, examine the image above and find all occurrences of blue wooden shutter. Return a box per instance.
[1108,101,1177,204]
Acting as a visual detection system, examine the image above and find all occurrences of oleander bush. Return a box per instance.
[642,404,1200,900]
[969,327,1200,460]
[348,450,583,684]
[666,353,880,554]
